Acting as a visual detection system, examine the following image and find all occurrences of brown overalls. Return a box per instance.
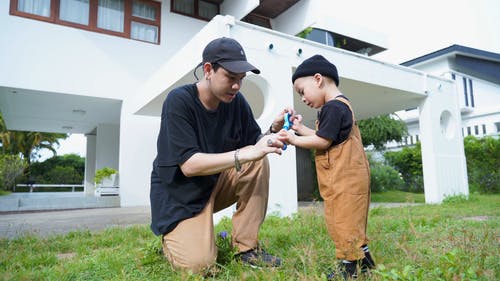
[315,96,371,261]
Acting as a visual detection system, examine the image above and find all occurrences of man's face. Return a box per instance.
[209,65,246,103]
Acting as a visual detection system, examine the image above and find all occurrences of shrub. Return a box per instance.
[367,153,405,192]
[44,166,82,184]
[94,167,118,185]
[370,162,406,192]
[463,136,499,193]
[31,154,85,184]
[0,154,26,190]
[384,143,424,193]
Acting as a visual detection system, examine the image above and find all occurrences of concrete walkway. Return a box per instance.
[0,206,151,239]
[0,202,421,239]
[0,192,120,212]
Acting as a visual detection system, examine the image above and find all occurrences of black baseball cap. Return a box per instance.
[202,37,260,74]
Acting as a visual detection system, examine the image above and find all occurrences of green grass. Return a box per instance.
[1,194,498,280]
[0,190,10,196]
[371,190,425,203]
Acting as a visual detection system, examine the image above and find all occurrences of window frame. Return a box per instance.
[170,0,219,21]
[10,0,161,44]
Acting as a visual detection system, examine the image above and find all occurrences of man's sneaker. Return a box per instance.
[235,247,282,268]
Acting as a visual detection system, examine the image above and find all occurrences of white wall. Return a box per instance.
[221,0,259,20]
[0,0,209,98]
[119,106,160,206]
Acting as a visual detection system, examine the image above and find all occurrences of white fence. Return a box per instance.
[15,184,84,193]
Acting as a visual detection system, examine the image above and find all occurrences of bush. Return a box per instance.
[94,167,118,185]
[31,154,85,184]
[384,143,424,193]
[44,166,82,184]
[367,153,405,192]
[370,163,406,192]
[463,136,499,193]
[0,154,26,191]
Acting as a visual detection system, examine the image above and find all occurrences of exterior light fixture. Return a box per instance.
[72,109,86,115]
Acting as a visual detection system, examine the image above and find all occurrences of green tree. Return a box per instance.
[31,154,85,184]
[0,154,27,190]
[44,166,82,184]
[0,112,68,179]
[358,114,408,150]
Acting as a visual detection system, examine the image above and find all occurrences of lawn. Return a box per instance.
[370,190,425,203]
[0,193,498,280]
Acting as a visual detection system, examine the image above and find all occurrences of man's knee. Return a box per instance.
[163,244,217,273]
[246,156,269,175]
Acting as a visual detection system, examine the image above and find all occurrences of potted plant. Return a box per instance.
[94,167,118,187]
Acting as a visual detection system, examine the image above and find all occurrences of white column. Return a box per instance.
[95,123,120,171]
[418,76,469,203]
[84,134,96,196]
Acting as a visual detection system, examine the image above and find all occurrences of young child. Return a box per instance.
[277,55,376,280]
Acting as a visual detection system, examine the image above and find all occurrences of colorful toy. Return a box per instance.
[283,113,291,150]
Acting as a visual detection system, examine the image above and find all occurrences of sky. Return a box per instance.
[324,0,500,64]
[37,0,500,161]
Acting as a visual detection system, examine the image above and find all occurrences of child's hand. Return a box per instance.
[277,129,295,147]
[291,114,303,132]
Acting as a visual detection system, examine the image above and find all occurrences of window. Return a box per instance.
[10,0,161,44]
[131,0,160,43]
[305,28,335,47]
[462,76,475,108]
[97,0,125,33]
[482,124,486,135]
[60,0,89,26]
[17,0,51,17]
[171,0,219,21]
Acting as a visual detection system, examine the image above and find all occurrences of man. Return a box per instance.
[150,37,288,273]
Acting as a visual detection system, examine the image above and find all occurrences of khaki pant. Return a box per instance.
[162,157,270,272]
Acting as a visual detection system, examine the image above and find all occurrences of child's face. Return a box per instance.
[293,76,324,109]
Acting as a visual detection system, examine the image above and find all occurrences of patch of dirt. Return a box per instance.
[462,216,490,221]
[56,252,76,260]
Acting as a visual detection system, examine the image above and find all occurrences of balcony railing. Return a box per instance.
[15,184,84,193]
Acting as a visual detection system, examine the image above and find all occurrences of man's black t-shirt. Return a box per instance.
[316,95,353,146]
[150,83,262,236]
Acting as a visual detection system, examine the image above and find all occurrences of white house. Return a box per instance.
[393,45,500,146]
[0,0,469,215]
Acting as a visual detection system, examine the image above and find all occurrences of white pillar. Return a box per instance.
[418,76,469,203]
[84,134,96,196]
[95,123,120,171]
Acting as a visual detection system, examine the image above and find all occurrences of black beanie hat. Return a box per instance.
[292,54,339,86]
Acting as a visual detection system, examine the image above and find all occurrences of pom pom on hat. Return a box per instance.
[292,55,339,86]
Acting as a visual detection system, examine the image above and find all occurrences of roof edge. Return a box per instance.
[401,44,500,66]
